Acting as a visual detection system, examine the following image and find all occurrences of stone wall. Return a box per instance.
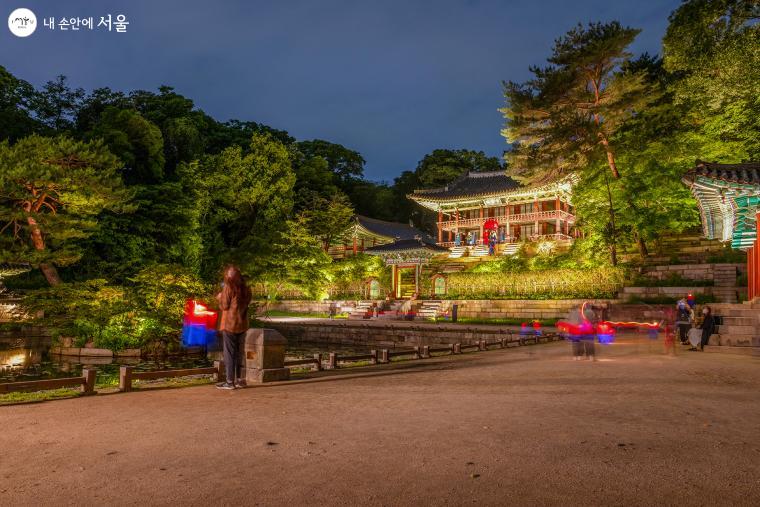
[269,320,523,348]
[270,298,615,320]
[641,263,744,284]
[438,299,615,320]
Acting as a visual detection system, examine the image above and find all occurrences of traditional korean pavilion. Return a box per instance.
[364,239,448,299]
[329,215,438,259]
[408,171,576,256]
[682,160,760,300]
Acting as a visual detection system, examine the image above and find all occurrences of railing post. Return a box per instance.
[379,349,389,363]
[213,361,225,383]
[479,340,487,351]
[82,368,96,395]
[413,346,421,359]
[500,337,507,348]
[119,365,133,392]
[313,353,323,371]
[421,345,430,358]
[370,350,378,365]
[453,343,461,354]
[328,352,337,369]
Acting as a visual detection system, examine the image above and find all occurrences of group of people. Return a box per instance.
[453,230,502,254]
[673,296,716,352]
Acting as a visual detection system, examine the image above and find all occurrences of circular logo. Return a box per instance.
[8,8,37,37]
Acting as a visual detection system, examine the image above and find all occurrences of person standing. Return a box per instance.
[675,299,693,345]
[699,306,716,351]
[216,265,252,390]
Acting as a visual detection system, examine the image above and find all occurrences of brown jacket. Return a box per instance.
[216,284,252,333]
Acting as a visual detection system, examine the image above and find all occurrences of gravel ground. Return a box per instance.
[2,338,759,506]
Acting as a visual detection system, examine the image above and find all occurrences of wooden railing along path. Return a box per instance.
[282,331,561,372]
[1,331,560,397]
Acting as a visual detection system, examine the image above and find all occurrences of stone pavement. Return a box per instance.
[2,338,759,506]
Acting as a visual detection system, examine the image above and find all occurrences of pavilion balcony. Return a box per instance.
[438,233,574,248]
[438,210,575,231]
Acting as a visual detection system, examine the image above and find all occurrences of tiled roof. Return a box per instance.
[409,171,521,201]
[355,216,434,242]
[687,160,760,186]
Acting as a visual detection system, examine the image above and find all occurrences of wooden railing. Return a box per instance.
[0,369,96,395]
[1,333,562,399]
[119,364,223,392]
[439,210,575,231]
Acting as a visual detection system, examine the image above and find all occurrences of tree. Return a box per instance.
[414,149,502,187]
[663,0,760,160]
[0,135,131,285]
[299,194,355,250]
[30,75,85,132]
[502,21,656,258]
[297,140,366,183]
[185,132,295,278]
[88,107,166,184]
[0,65,40,141]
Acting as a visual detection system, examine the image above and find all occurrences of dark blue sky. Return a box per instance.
[2,0,681,181]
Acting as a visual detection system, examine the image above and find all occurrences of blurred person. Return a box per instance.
[215,265,252,390]
[698,306,716,352]
[675,299,693,345]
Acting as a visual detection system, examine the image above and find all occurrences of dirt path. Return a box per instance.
[2,339,759,506]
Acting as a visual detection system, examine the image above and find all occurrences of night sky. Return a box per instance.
[1,0,681,181]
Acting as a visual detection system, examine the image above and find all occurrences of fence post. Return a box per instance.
[119,365,133,392]
[313,353,323,371]
[422,345,430,358]
[370,350,378,365]
[453,343,461,354]
[328,352,337,369]
[82,368,96,395]
[413,346,421,359]
[479,340,487,351]
[379,349,389,363]
[213,361,225,383]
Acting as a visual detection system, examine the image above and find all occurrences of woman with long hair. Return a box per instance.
[216,265,252,389]
[698,305,716,352]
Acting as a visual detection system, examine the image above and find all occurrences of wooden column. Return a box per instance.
[555,196,561,237]
[352,235,357,255]
[533,197,539,238]
[505,203,510,242]
[479,206,484,244]
[437,209,443,243]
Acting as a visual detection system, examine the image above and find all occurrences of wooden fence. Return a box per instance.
[0,369,96,395]
[1,332,561,398]
[282,332,562,372]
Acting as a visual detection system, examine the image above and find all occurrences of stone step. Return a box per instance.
[720,316,758,326]
[715,334,760,347]
[716,325,757,335]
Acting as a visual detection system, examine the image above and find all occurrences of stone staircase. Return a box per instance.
[471,245,490,257]
[501,243,521,256]
[448,246,466,259]
[620,234,734,265]
[348,301,374,320]
[415,300,444,320]
[711,300,760,347]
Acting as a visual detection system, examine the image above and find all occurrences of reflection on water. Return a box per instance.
[1,336,374,384]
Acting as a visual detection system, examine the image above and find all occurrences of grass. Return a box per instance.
[0,388,82,405]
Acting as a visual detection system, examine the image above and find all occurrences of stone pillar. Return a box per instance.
[240,328,290,383]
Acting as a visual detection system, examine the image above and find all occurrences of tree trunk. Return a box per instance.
[636,234,649,258]
[602,147,648,259]
[605,174,618,267]
[26,216,62,286]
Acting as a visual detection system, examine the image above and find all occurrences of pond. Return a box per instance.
[0,334,373,385]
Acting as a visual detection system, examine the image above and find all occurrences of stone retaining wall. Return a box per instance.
[269,321,524,348]
[641,263,744,285]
